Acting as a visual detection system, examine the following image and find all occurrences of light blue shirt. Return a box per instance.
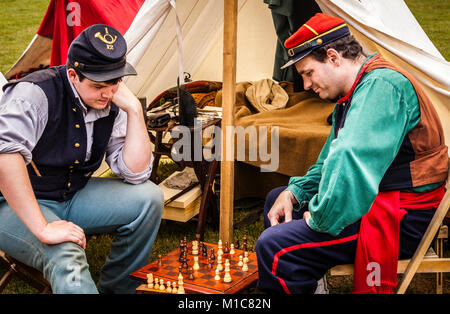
[0,71,152,184]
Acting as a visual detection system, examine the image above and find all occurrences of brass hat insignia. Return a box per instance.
[94,27,117,50]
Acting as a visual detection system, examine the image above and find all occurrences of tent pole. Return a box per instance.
[220,0,237,245]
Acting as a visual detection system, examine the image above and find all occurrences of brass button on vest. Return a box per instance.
[74,143,80,148]
[75,124,80,128]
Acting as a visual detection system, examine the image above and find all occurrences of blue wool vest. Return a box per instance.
[3,66,119,201]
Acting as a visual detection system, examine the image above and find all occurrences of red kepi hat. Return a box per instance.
[281,13,350,69]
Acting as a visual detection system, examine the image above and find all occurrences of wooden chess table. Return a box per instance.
[130,241,258,294]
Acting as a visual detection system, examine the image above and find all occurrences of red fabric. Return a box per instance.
[37,0,145,66]
[353,184,445,294]
[284,13,345,49]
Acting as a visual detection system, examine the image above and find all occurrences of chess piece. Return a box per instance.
[188,267,195,280]
[159,278,165,291]
[178,272,183,285]
[157,254,163,267]
[217,239,223,256]
[229,243,235,255]
[172,281,178,294]
[209,248,215,261]
[235,239,240,250]
[207,257,213,269]
[193,256,200,270]
[214,267,221,281]
[243,251,249,264]
[178,279,185,294]
[166,281,172,293]
[242,257,249,272]
[238,255,243,267]
[217,255,223,271]
[243,235,247,252]
[182,251,189,269]
[223,259,232,283]
[202,243,208,257]
[192,240,198,255]
[224,241,229,254]
[147,273,154,289]
[154,277,159,290]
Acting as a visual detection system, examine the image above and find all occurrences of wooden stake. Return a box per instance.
[220,0,238,245]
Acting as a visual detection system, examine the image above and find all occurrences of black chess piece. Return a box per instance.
[224,241,229,254]
[207,257,213,269]
[188,267,195,280]
[182,252,189,269]
[157,254,163,267]
[209,248,215,261]
[235,239,240,250]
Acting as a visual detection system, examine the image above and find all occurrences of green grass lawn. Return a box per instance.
[405,0,450,60]
[0,0,448,294]
[0,0,50,74]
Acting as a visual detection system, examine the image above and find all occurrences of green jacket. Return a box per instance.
[286,53,441,236]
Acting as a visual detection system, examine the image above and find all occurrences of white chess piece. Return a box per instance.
[238,255,243,267]
[166,281,172,293]
[242,259,248,272]
[178,278,185,294]
[217,255,223,271]
[172,281,178,294]
[243,251,249,264]
[159,278,165,291]
[223,259,232,283]
[147,273,154,289]
[193,256,200,270]
[217,239,223,256]
[192,240,198,255]
[214,267,221,281]
[229,243,235,255]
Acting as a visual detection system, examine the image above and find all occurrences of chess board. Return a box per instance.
[130,242,258,294]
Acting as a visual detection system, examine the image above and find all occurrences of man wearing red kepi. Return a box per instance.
[255,13,448,294]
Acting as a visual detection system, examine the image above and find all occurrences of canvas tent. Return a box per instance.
[5,0,449,141]
[3,0,450,240]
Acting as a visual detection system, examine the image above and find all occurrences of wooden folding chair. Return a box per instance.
[0,250,51,294]
[330,158,450,294]
[0,234,104,294]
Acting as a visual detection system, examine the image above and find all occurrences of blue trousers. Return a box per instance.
[0,177,163,294]
[255,186,435,294]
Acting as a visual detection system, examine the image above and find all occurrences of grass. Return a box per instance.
[405,0,450,60]
[0,0,50,74]
[0,0,448,294]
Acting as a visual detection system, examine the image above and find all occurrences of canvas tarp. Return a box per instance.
[4,0,450,169]
[121,0,449,151]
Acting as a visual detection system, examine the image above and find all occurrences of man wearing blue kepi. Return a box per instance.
[0,24,164,294]
[255,13,448,294]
